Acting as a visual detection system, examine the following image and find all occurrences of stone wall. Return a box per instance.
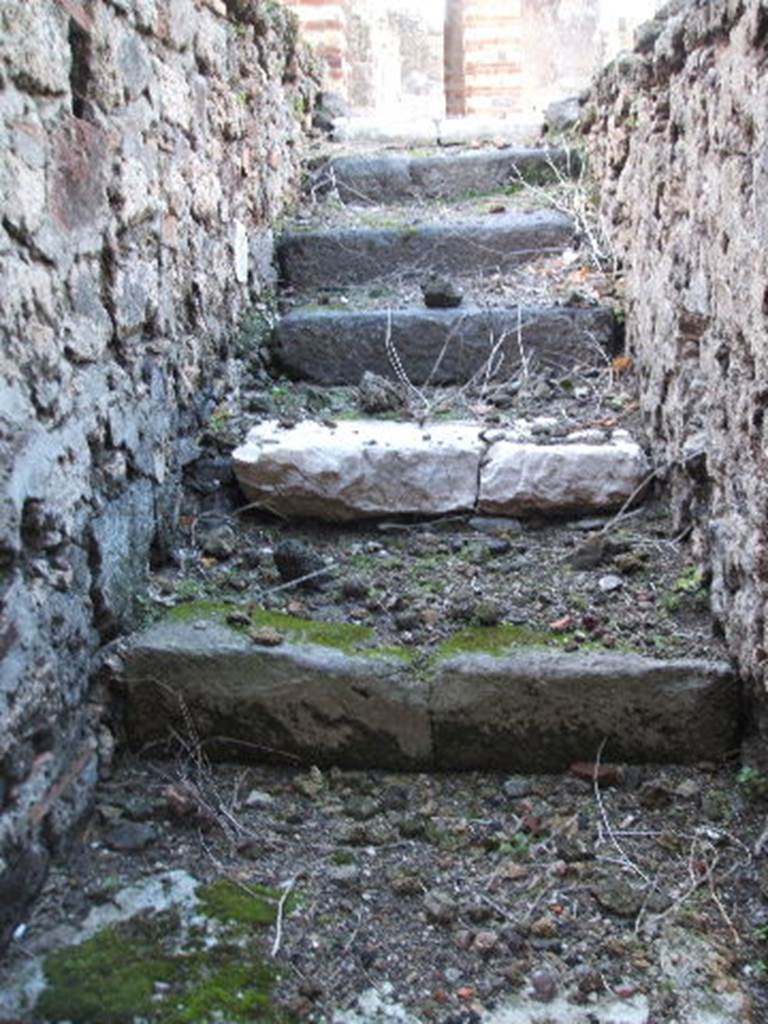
[587,0,768,741]
[0,0,315,945]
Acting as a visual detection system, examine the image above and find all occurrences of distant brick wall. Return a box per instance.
[462,0,525,116]
[284,0,347,87]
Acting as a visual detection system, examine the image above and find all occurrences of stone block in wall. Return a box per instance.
[89,481,156,639]
[63,270,114,365]
[195,9,229,75]
[166,0,197,51]
[157,61,193,130]
[50,117,109,245]
[1,1,70,95]
[113,255,160,339]
[1,154,46,236]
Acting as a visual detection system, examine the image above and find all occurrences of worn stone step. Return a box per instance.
[277,210,574,289]
[313,146,579,205]
[232,419,649,522]
[271,305,616,385]
[331,114,540,148]
[121,613,739,771]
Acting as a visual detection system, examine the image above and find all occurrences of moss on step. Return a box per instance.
[164,602,415,662]
[435,623,567,659]
[197,879,299,930]
[35,883,297,1023]
[433,623,638,660]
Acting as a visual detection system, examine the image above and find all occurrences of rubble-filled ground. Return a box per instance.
[3,755,768,1022]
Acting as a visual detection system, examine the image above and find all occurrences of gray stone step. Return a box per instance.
[232,419,649,522]
[331,114,540,148]
[277,210,574,289]
[271,305,616,385]
[313,146,579,205]
[121,613,739,771]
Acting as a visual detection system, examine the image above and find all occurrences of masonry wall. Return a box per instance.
[0,0,314,945]
[587,0,768,741]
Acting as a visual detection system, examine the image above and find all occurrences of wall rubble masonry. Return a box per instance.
[587,0,768,746]
[0,0,316,947]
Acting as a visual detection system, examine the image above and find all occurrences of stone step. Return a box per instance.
[277,210,574,289]
[232,419,649,522]
[331,115,540,148]
[271,305,616,385]
[313,146,578,205]
[121,613,739,771]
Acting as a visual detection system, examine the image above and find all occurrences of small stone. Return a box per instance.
[341,574,370,599]
[614,550,647,574]
[380,784,409,810]
[338,820,395,846]
[273,539,331,589]
[198,524,236,560]
[455,928,475,950]
[397,816,426,839]
[638,778,674,809]
[344,795,379,821]
[575,964,605,994]
[104,820,157,853]
[469,517,523,537]
[675,779,701,800]
[328,864,360,887]
[472,930,499,957]
[358,370,403,414]
[484,537,511,557]
[591,876,644,917]
[239,547,262,569]
[394,610,421,632]
[293,766,325,799]
[249,626,283,647]
[475,599,503,626]
[464,900,494,924]
[503,776,532,799]
[390,873,422,896]
[599,574,624,593]
[569,761,623,787]
[530,915,557,939]
[448,589,478,622]
[245,789,275,807]
[424,889,458,926]
[422,276,463,309]
[530,967,558,1002]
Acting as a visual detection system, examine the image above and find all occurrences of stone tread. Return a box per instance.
[271,305,617,385]
[313,146,580,204]
[277,210,575,288]
[232,419,649,522]
[122,619,740,771]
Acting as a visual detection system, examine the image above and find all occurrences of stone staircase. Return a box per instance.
[120,141,740,771]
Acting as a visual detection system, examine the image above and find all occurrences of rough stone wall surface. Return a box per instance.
[0,0,314,945]
[587,0,768,736]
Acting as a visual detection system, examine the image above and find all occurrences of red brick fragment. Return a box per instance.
[569,761,623,787]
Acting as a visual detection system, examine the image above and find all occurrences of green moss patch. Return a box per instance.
[435,623,568,659]
[197,879,298,930]
[35,882,298,1024]
[434,623,638,660]
[164,602,415,662]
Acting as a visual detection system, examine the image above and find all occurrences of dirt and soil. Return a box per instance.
[5,753,768,1022]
